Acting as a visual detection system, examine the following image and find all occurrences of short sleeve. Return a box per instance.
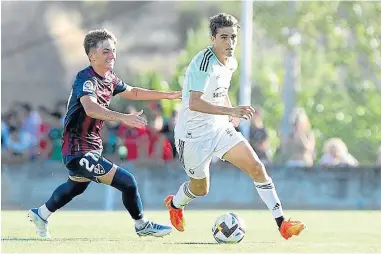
[113,79,131,96]
[75,79,97,99]
[187,69,210,93]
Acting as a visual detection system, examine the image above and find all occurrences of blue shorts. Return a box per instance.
[63,151,114,182]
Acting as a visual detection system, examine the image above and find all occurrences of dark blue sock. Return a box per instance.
[45,179,90,212]
[111,167,144,220]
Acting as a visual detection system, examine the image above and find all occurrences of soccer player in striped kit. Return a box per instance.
[28,29,180,238]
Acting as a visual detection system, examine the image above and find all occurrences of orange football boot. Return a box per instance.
[164,195,186,232]
[280,219,306,240]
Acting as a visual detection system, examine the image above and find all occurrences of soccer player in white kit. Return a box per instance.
[165,13,306,240]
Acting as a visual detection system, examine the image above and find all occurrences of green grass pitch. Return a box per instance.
[2,210,380,253]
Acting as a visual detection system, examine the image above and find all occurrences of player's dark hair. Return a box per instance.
[83,29,117,55]
[209,13,240,37]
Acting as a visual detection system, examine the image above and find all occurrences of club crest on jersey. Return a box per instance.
[94,164,105,175]
[83,80,95,93]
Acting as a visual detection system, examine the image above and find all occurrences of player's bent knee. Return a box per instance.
[110,167,138,194]
[189,178,209,196]
[189,184,209,196]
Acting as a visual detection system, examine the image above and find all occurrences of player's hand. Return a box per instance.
[229,106,255,120]
[165,91,182,100]
[229,116,241,127]
[121,110,147,128]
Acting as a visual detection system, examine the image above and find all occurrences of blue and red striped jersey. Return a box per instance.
[62,66,129,155]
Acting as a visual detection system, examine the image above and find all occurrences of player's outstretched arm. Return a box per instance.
[189,91,255,120]
[119,87,181,101]
[80,96,147,128]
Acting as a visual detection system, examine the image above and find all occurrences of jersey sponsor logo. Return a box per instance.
[213,87,228,98]
[83,80,95,93]
[225,128,234,137]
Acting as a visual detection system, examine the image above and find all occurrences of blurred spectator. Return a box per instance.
[2,114,11,149]
[319,137,359,167]
[249,107,271,164]
[150,110,164,133]
[37,123,52,160]
[2,107,37,156]
[48,128,64,161]
[117,105,145,160]
[7,125,37,153]
[6,109,23,129]
[148,127,174,162]
[37,100,67,161]
[148,101,163,116]
[118,124,173,162]
[38,100,67,128]
[376,146,381,167]
[117,104,173,162]
[2,125,36,164]
[146,108,173,162]
[118,124,149,161]
[102,121,123,159]
[161,108,179,158]
[284,108,315,167]
[18,103,42,138]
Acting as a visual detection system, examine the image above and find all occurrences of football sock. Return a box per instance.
[254,178,285,227]
[135,217,149,229]
[38,204,53,221]
[275,216,285,228]
[172,181,197,209]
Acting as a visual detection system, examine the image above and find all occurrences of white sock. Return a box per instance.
[172,181,197,209]
[254,178,284,218]
[38,204,53,221]
[135,216,148,229]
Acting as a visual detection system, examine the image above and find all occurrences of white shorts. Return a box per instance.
[175,127,247,179]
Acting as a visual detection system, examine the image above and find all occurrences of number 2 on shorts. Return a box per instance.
[79,152,98,172]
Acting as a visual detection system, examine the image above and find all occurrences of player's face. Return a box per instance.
[211,26,238,58]
[89,39,116,71]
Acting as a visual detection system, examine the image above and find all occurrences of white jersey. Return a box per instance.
[175,46,238,142]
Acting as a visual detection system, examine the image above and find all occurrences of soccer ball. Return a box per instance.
[212,213,246,244]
